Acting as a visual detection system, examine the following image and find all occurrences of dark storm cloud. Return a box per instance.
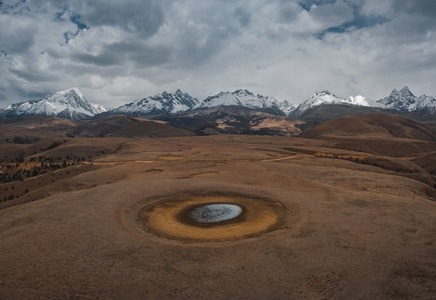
[0,76,52,102]
[9,68,56,82]
[367,0,436,45]
[233,7,251,27]
[163,1,250,66]
[106,42,171,67]
[277,2,300,22]
[393,0,436,18]
[384,0,436,48]
[128,47,171,67]
[72,52,124,67]
[69,0,164,37]
[68,40,171,69]
[0,16,35,53]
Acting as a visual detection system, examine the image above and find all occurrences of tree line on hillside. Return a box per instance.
[0,155,86,184]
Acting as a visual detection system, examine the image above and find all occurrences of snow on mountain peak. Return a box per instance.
[377,86,419,111]
[1,87,107,119]
[233,89,254,97]
[374,86,436,112]
[196,89,297,115]
[110,90,199,116]
[399,86,413,95]
[62,87,82,96]
[412,94,436,111]
[2,86,435,120]
[291,90,374,115]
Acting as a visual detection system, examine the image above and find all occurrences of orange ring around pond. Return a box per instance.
[138,195,286,242]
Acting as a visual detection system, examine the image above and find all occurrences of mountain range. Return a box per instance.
[0,86,435,121]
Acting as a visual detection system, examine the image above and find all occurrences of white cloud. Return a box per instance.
[0,0,436,106]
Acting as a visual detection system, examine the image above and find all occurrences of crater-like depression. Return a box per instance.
[138,194,287,242]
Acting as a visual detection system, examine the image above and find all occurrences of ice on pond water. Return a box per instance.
[189,203,242,223]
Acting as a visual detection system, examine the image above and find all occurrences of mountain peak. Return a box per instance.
[198,89,288,115]
[389,86,415,98]
[292,90,372,116]
[56,87,84,98]
[400,86,411,93]
[379,87,435,112]
[378,86,417,110]
[111,90,199,116]
[232,89,254,96]
[0,87,106,119]
[66,87,81,93]
[399,86,415,97]
[317,90,332,95]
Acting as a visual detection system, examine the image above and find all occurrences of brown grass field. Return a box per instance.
[0,117,436,298]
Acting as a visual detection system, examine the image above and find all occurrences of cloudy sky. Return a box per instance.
[1,0,435,107]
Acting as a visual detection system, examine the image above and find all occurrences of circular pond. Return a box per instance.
[138,194,287,242]
[188,203,243,223]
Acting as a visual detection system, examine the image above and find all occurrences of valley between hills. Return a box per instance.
[0,113,435,299]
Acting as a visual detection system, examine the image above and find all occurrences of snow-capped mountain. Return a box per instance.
[377,86,436,112]
[0,87,107,119]
[377,86,417,111]
[412,95,436,112]
[197,89,294,115]
[276,99,297,115]
[292,90,371,116]
[2,86,435,121]
[110,89,199,116]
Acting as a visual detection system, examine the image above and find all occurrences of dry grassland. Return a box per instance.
[0,135,435,299]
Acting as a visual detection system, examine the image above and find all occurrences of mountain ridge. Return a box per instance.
[1,86,435,120]
[377,86,436,113]
[197,89,294,115]
[109,89,199,117]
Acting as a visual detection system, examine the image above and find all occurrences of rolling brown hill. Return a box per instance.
[73,115,195,137]
[0,115,195,140]
[412,151,436,175]
[301,114,436,141]
[156,105,302,136]
[300,114,436,157]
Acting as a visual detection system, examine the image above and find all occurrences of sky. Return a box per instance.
[1,0,436,107]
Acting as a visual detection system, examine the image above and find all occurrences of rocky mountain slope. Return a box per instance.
[197,89,295,115]
[0,88,106,119]
[156,105,301,136]
[109,89,199,116]
[377,86,436,113]
[291,90,373,116]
